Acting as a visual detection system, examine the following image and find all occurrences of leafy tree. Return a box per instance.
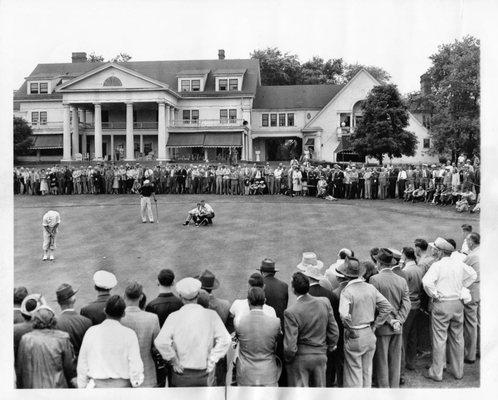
[250,47,301,85]
[351,84,417,164]
[88,52,104,62]
[110,52,132,63]
[342,63,391,83]
[14,117,33,158]
[87,52,132,63]
[299,56,344,84]
[422,36,480,160]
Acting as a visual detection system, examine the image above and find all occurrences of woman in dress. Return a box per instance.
[40,169,49,195]
[112,166,119,194]
[292,165,302,196]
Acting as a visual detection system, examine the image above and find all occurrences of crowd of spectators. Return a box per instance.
[14,225,480,389]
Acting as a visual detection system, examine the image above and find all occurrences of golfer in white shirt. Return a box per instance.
[42,210,60,261]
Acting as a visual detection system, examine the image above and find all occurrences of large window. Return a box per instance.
[29,81,49,94]
[181,80,190,92]
[219,79,228,91]
[30,83,39,94]
[220,109,228,123]
[191,79,200,91]
[287,113,294,126]
[229,78,238,91]
[229,109,237,123]
[39,82,48,93]
[270,113,277,127]
[183,109,199,123]
[39,111,47,125]
[262,114,269,127]
[279,113,286,127]
[31,111,39,124]
[423,138,430,149]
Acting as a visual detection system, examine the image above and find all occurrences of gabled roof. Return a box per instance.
[253,84,344,110]
[14,58,261,101]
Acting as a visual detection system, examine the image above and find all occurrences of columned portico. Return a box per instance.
[62,104,71,161]
[71,106,79,156]
[125,102,135,161]
[94,103,103,160]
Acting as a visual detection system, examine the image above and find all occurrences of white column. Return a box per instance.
[94,103,102,160]
[110,134,115,161]
[125,102,135,161]
[315,134,322,160]
[62,104,71,161]
[247,130,253,161]
[71,106,79,157]
[204,148,209,162]
[157,102,166,161]
[81,109,87,158]
[139,135,144,155]
[165,105,171,160]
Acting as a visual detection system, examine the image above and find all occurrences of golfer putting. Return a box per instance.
[182,199,215,227]
[138,180,157,223]
[42,210,60,261]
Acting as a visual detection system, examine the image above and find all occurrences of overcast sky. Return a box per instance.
[0,0,484,94]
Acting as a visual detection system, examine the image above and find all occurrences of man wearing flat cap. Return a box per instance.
[80,270,117,325]
[154,277,231,387]
[369,249,411,388]
[337,257,393,387]
[422,237,477,382]
[55,283,92,356]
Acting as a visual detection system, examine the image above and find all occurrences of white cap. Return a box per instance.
[388,248,402,260]
[176,277,201,300]
[428,237,454,252]
[143,180,150,185]
[93,270,117,290]
[338,248,353,258]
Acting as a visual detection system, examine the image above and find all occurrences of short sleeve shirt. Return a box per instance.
[42,211,60,227]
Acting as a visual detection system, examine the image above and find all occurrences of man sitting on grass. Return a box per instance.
[182,200,215,227]
[411,186,426,203]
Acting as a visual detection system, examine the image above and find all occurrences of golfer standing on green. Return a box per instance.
[139,180,157,223]
[42,210,60,261]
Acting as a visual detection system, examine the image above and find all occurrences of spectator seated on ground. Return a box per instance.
[412,186,426,203]
[316,177,327,198]
[441,185,453,205]
[425,182,436,203]
[403,183,415,201]
[452,184,462,204]
[433,185,444,205]
[182,200,215,226]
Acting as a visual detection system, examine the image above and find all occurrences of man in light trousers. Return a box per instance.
[463,232,480,363]
[138,180,156,223]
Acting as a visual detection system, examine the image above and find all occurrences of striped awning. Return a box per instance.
[166,133,205,148]
[30,134,63,149]
[203,133,242,148]
[167,132,242,148]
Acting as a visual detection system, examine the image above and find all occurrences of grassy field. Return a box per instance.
[14,194,479,388]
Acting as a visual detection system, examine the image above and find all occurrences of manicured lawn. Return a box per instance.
[14,194,479,388]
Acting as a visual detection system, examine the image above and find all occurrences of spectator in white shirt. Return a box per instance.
[397,167,407,199]
[77,295,144,388]
[154,277,230,387]
[422,237,477,382]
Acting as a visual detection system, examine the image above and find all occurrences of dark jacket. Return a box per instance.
[284,293,339,362]
[55,310,92,355]
[145,292,183,327]
[263,275,288,327]
[209,295,231,326]
[80,293,111,326]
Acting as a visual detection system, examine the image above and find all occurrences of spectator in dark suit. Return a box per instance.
[370,248,411,388]
[235,287,281,386]
[80,270,117,325]
[145,269,183,387]
[14,286,28,324]
[284,272,339,387]
[258,258,288,386]
[195,269,230,386]
[55,283,91,356]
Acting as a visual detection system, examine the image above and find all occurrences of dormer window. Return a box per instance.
[180,79,201,92]
[215,76,242,91]
[229,79,238,91]
[29,81,49,94]
[219,79,228,91]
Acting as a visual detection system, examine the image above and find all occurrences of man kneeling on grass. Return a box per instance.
[183,200,215,227]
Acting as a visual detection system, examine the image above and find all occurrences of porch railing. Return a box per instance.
[170,118,245,127]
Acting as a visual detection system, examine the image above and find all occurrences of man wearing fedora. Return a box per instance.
[298,252,339,387]
[369,249,411,388]
[422,237,477,382]
[154,278,231,387]
[80,270,117,325]
[258,258,288,386]
[284,272,339,387]
[336,257,393,388]
[55,283,92,357]
[195,269,231,386]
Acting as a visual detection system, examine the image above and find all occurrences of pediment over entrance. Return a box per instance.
[57,63,169,92]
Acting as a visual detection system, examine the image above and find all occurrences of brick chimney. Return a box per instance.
[420,73,431,96]
[218,49,225,60]
[72,52,87,63]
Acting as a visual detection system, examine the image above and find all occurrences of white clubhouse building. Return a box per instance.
[14,51,437,164]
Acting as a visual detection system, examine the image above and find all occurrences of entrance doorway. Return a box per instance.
[265,138,302,161]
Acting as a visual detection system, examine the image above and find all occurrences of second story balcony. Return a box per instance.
[169,118,248,131]
[81,121,159,130]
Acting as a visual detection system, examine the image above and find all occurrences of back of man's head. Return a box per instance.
[158,269,175,287]
[414,239,428,252]
[402,247,417,261]
[105,295,126,319]
[339,248,354,260]
[446,238,457,250]
[370,247,380,263]
[291,272,310,295]
[248,273,264,288]
[468,232,480,246]
[125,281,143,301]
[14,287,28,306]
[247,287,266,307]
[461,224,472,233]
